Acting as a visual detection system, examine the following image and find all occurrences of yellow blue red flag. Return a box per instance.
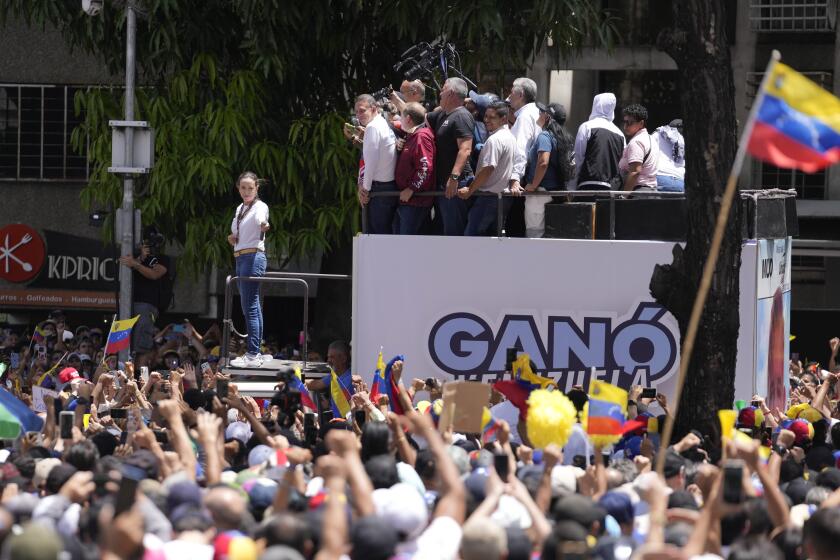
[748,62,840,172]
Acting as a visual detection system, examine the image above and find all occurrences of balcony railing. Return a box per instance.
[749,0,838,32]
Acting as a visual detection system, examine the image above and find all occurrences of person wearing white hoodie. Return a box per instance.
[572,93,626,191]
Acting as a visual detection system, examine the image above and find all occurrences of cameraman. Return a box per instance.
[118,226,168,364]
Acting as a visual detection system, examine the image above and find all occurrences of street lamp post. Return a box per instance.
[117,1,137,361]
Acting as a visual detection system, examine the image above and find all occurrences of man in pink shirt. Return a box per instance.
[619,104,659,191]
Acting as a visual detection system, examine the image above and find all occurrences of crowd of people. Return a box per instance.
[349,77,687,237]
[0,309,838,560]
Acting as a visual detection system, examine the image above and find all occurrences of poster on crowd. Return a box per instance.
[31,386,59,414]
[753,237,792,411]
[353,235,760,401]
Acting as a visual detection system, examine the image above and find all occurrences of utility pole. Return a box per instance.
[117,1,137,362]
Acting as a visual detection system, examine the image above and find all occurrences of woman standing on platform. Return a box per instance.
[228,171,270,368]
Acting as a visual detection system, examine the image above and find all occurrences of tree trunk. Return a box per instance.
[651,0,742,440]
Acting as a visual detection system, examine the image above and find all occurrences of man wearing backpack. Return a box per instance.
[118,225,168,365]
[523,102,575,237]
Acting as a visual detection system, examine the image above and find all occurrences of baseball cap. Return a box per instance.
[372,482,428,541]
[4,522,63,560]
[58,367,82,384]
[167,480,203,512]
[78,353,92,362]
[553,494,607,527]
[248,445,274,468]
[226,421,252,444]
[551,465,584,496]
[67,353,82,362]
[599,491,634,525]
[245,478,278,511]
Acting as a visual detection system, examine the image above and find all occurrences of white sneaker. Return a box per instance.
[260,353,274,361]
[230,353,264,368]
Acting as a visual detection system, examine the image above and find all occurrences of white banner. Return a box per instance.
[31,386,59,414]
[754,237,792,411]
[353,236,759,400]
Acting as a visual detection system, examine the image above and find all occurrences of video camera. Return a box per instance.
[391,40,476,91]
[271,366,303,428]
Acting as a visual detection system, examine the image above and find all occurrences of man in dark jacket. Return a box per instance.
[394,102,436,235]
[573,93,625,191]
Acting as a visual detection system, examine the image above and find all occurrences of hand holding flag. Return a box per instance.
[103,315,140,355]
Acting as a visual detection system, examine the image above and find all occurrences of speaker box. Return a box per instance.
[544,202,596,239]
[594,198,688,240]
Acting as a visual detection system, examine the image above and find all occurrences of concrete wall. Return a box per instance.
[0,16,114,85]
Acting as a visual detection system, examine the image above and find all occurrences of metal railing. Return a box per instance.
[221,271,352,371]
[361,189,686,238]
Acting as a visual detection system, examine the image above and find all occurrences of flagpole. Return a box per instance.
[655,50,782,476]
[102,314,117,360]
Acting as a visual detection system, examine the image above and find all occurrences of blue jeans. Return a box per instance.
[656,174,684,192]
[396,205,430,235]
[236,251,266,355]
[436,191,469,236]
[465,195,509,236]
[367,181,398,234]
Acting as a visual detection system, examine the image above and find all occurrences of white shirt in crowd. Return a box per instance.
[619,128,659,188]
[230,199,269,252]
[652,125,685,179]
[477,125,518,193]
[510,102,541,182]
[361,113,397,191]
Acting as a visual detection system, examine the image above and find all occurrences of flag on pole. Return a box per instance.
[747,62,840,172]
[31,324,47,345]
[329,368,353,419]
[481,407,500,443]
[103,315,140,355]
[587,380,628,436]
[370,350,387,403]
[289,367,317,410]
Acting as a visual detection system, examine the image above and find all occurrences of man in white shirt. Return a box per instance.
[356,94,398,234]
[458,102,518,236]
[506,77,541,193]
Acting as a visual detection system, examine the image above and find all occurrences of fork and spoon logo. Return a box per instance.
[0,225,46,283]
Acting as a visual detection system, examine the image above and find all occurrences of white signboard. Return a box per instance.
[352,236,759,400]
[753,237,792,411]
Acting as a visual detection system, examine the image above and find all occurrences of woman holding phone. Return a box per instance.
[228,172,270,368]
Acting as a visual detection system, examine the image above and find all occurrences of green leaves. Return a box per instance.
[1,0,614,276]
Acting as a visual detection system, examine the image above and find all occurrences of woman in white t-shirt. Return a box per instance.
[227,172,270,368]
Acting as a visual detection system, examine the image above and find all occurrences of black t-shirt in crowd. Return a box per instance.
[134,254,162,308]
[427,106,475,186]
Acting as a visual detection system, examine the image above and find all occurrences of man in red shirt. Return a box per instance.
[394,102,436,235]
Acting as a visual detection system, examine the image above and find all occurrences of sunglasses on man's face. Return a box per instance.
[622,119,637,126]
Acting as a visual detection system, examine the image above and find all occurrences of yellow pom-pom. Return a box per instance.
[580,402,621,448]
[526,389,578,449]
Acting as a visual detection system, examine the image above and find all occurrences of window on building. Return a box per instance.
[749,0,837,32]
[0,85,89,181]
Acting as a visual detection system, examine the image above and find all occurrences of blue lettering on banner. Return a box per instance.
[427,302,677,391]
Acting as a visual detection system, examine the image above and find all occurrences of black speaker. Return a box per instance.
[544,202,596,239]
[594,198,688,240]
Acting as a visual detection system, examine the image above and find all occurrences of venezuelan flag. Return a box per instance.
[103,315,140,355]
[369,351,387,404]
[748,62,840,172]
[31,324,47,345]
[492,353,554,421]
[289,367,317,410]
[329,368,353,419]
[481,407,500,443]
[383,355,405,415]
[587,380,627,436]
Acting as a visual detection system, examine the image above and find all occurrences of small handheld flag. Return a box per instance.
[587,380,628,437]
[103,315,140,355]
[481,407,500,443]
[370,350,387,404]
[289,367,317,411]
[329,368,353,419]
